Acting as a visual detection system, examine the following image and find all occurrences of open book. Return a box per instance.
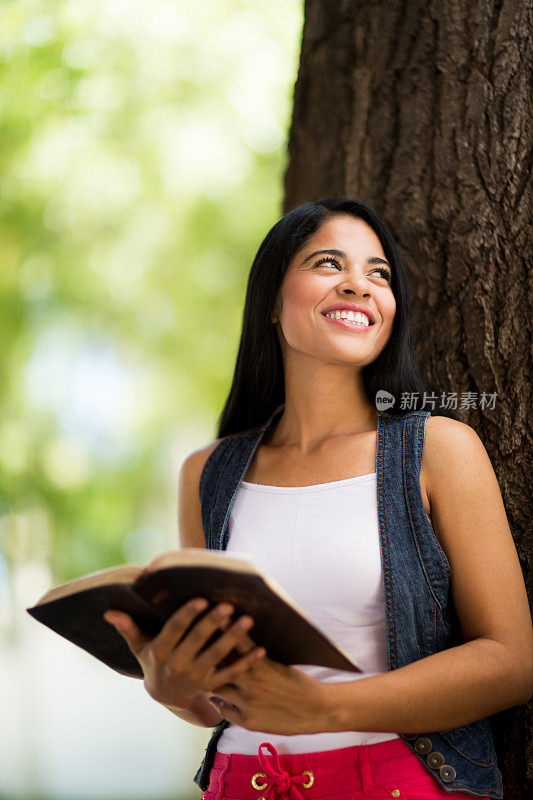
[27,548,362,678]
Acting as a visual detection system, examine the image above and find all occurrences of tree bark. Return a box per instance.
[283,1,532,797]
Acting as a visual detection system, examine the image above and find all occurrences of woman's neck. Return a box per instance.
[266,400,378,452]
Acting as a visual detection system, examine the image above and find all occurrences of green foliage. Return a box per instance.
[0,0,302,584]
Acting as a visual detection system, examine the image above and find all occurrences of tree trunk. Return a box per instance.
[283,1,532,797]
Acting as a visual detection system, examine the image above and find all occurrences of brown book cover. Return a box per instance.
[26,548,362,678]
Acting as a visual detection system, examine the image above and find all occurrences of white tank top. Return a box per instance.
[217,472,400,755]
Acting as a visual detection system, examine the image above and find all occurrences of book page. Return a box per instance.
[32,565,144,605]
[146,547,261,574]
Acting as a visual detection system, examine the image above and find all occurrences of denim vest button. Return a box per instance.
[402,733,418,740]
[426,751,445,769]
[413,737,432,754]
[439,765,457,782]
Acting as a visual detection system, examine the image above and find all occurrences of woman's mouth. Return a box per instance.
[321,312,376,333]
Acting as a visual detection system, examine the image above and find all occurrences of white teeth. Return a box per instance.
[325,310,371,326]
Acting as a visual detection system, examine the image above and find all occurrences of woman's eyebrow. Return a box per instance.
[301,249,391,268]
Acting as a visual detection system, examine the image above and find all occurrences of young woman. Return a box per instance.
[104,198,533,800]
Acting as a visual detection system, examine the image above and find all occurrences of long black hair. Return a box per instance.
[216,197,459,438]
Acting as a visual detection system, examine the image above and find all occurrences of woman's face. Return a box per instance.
[271,214,396,368]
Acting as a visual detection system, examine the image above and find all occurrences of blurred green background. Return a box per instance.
[0,0,302,797]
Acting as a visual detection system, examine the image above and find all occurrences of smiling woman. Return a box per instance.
[268,214,397,384]
[215,198,460,439]
[105,198,532,800]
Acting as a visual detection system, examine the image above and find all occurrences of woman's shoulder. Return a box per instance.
[424,413,479,444]
[180,438,225,481]
[422,414,490,497]
[178,439,225,549]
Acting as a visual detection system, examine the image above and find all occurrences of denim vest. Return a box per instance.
[193,404,503,798]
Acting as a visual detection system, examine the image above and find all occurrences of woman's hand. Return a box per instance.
[207,654,333,735]
[103,598,266,711]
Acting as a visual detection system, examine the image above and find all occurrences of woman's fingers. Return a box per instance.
[190,614,259,672]
[103,611,151,657]
[209,641,265,690]
[230,629,258,654]
[150,600,231,662]
[103,601,264,679]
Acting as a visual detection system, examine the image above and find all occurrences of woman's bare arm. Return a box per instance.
[168,439,259,728]
[165,440,225,727]
[321,416,533,733]
[423,415,533,694]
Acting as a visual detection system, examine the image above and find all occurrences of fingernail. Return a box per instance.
[210,695,228,705]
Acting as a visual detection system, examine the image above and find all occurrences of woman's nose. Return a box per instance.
[338,272,373,298]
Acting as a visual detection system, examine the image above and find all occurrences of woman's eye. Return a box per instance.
[313,258,391,282]
[372,267,392,281]
[313,258,342,270]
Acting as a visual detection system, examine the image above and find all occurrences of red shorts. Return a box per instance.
[201,737,491,799]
